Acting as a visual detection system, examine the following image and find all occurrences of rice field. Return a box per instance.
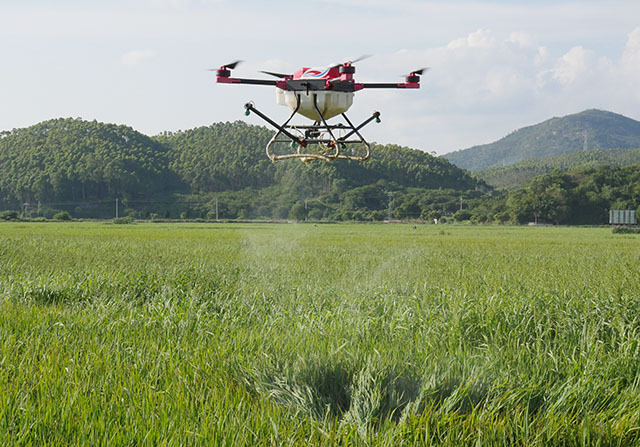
[1,222,639,445]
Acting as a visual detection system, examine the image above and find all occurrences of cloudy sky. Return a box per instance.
[2,0,640,154]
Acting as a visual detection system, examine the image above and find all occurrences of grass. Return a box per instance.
[1,222,640,445]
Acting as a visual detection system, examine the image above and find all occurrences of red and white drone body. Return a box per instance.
[213,58,425,162]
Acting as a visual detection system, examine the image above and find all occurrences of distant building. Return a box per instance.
[609,210,637,225]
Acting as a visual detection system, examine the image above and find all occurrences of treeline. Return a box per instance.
[419,165,640,226]
[2,118,638,224]
[504,166,640,225]
[476,148,640,189]
[0,118,482,220]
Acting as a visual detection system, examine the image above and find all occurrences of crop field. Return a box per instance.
[1,222,639,445]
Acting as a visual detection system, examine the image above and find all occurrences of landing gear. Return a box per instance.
[244,94,380,162]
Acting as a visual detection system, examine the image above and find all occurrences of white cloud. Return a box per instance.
[534,46,550,67]
[506,31,537,49]
[448,29,496,50]
[621,27,640,100]
[121,50,157,67]
[552,46,592,84]
[351,24,640,152]
[141,0,189,7]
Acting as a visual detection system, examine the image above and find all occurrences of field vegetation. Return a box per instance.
[1,222,639,445]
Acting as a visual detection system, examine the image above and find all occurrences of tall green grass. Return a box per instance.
[1,222,639,445]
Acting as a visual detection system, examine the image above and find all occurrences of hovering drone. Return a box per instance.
[212,57,426,162]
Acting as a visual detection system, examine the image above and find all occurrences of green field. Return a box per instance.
[1,222,639,445]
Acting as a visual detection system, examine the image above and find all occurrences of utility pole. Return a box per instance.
[115,198,119,219]
[215,197,219,221]
[460,197,463,211]
[37,200,41,216]
[387,192,394,220]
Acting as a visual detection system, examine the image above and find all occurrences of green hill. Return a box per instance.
[0,118,481,220]
[156,122,482,220]
[475,148,640,189]
[444,109,640,171]
[0,118,181,206]
[158,121,478,193]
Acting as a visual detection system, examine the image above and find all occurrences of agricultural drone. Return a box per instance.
[212,57,426,162]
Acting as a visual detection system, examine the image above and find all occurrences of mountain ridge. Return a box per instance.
[443,109,640,171]
[0,117,480,220]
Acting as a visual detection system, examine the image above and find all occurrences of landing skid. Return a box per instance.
[244,94,380,162]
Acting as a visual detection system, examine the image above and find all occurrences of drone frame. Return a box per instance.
[214,60,426,162]
[245,94,380,162]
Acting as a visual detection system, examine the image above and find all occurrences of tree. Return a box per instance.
[289,202,308,221]
[454,210,472,222]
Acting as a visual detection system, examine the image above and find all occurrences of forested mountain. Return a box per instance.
[158,122,477,193]
[0,118,481,220]
[476,148,640,189]
[151,122,482,221]
[156,122,276,193]
[444,109,640,171]
[3,116,638,225]
[0,118,181,206]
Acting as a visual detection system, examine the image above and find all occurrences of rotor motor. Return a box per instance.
[339,65,356,74]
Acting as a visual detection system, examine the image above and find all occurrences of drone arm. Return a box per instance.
[217,77,281,87]
[356,82,420,90]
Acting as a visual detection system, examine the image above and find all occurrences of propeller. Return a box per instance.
[260,70,291,79]
[404,67,429,76]
[222,60,242,70]
[208,60,242,71]
[330,54,372,69]
[347,54,372,64]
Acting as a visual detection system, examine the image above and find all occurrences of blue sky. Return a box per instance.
[2,0,640,154]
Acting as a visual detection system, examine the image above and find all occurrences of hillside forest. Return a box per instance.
[444,109,640,171]
[1,117,640,225]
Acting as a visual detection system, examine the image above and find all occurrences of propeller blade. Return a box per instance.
[407,67,429,76]
[224,60,242,70]
[260,70,291,79]
[208,60,242,71]
[350,54,372,64]
[331,54,372,69]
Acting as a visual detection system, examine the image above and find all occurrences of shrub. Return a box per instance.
[612,226,640,234]
[113,216,135,224]
[53,211,72,221]
[0,210,19,221]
